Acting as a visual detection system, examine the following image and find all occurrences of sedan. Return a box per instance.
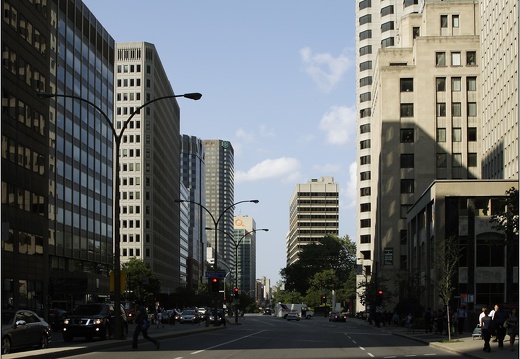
[329,312,347,322]
[179,309,199,324]
[286,312,300,321]
[1,310,51,354]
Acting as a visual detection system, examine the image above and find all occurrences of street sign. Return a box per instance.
[205,271,227,278]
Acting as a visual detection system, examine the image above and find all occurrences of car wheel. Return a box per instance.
[2,336,11,354]
[39,333,49,349]
[63,333,73,342]
[101,325,111,340]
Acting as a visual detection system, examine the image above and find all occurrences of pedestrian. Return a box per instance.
[457,305,467,334]
[490,304,498,342]
[391,311,399,326]
[492,304,508,349]
[480,308,492,352]
[132,299,160,351]
[406,313,413,332]
[505,308,518,351]
[156,308,164,328]
[424,308,432,333]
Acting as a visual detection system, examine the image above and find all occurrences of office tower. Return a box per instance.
[480,0,518,179]
[202,139,235,269]
[286,177,339,266]
[2,0,114,314]
[115,42,182,292]
[180,135,206,289]
[355,0,486,308]
[234,216,257,298]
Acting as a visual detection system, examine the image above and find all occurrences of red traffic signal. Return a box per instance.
[377,290,383,295]
[210,278,219,292]
[233,287,239,295]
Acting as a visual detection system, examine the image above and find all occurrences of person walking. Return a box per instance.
[480,308,492,352]
[457,306,467,334]
[506,308,518,351]
[492,304,508,349]
[132,299,160,351]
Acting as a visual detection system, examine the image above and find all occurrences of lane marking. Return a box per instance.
[359,346,366,350]
[368,353,375,357]
[190,330,266,355]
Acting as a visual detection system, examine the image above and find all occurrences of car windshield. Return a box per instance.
[183,310,195,315]
[1,312,14,325]
[72,305,108,316]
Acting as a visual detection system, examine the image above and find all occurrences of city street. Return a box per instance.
[7,314,509,359]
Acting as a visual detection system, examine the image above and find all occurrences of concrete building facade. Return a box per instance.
[115,42,182,292]
[287,177,339,266]
[234,215,257,298]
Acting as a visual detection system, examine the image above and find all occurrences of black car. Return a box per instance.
[329,312,347,322]
[62,303,128,341]
[263,308,272,315]
[1,310,51,354]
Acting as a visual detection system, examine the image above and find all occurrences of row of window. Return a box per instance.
[117,64,142,73]
[2,182,45,215]
[2,136,45,175]
[122,205,141,214]
[121,248,141,257]
[441,14,459,29]
[3,0,48,57]
[116,77,144,87]
[117,92,142,102]
[2,45,47,92]
[436,51,476,66]
[2,91,46,136]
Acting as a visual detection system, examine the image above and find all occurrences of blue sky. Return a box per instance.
[83,1,358,285]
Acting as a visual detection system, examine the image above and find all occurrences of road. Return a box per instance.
[64,315,462,359]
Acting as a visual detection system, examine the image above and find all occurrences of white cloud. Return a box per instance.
[235,157,301,183]
[300,47,353,92]
[319,105,356,145]
[342,161,357,209]
[235,128,255,142]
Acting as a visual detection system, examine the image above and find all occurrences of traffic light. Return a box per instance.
[233,287,239,296]
[321,295,327,304]
[210,277,219,292]
[376,289,383,305]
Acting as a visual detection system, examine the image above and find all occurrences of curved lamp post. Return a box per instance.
[207,227,268,324]
[38,91,201,339]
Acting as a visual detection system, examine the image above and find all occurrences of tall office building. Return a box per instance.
[479,0,518,179]
[202,139,235,270]
[286,177,339,266]
[2,0,114,314]
[115,42,182,292]
[234,215,257,298]
[180,135,206,289]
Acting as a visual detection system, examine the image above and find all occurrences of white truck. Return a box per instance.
[274,303,314,319]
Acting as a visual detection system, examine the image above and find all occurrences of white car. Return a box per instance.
[286,312,300,321]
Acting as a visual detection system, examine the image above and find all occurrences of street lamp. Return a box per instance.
[207,227,268,324]
[38,91,201,339]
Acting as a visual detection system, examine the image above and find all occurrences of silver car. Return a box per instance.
[179,309,199,324]
[2,310,51,354]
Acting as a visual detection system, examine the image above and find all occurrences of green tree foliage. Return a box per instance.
[121,258,161,303]
[279,234,357,307]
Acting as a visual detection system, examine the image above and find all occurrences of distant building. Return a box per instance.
[286,177,339,266]
[115,42,182,292]
[234,216,257,298]
[202,140,235,269]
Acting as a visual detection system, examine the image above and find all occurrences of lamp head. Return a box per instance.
[183,93,202,100]
[37,92,55,99]
[250,200,259,204]
[174,199,185,203]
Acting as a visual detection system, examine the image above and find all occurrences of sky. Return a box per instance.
[83,1,358,285]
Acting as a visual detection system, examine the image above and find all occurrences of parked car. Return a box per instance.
[62,303,128,341]
[48,308,68,331]
[1,309,51,354]
[263,308,272,315]
[329,312,347,322]
[179,309,200,324]
[286,312,300,321]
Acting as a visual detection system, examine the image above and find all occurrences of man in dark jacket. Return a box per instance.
[492,304,509,349]
[132,299,160,351]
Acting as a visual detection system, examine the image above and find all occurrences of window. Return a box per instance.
[452,77,461,92]
[360,61,372,71]
[400,230,408,244]
[468,127,477,141]
[400,78,413,92]
[359,30,372,40]
[360,203,371,212]
[360,171,371,180]
[360,108,371,118]
[360,155,371,165]
[360,92,371,102]
[451,52,461,66]
[381,5,394,16]
[359,14,371,25]
[436,52,446,66]
[436,77,446,91]
[467,51,476,65]
[400,103,413,117]
[441,15,448,28]
[404,0,418,7]
[467,77,477,91]
[400,154,414,168]
[452,153,462,167]
[452,103,461,116]
[381,37,394,48]
[452,128,462,142]
[360,123,371,134]
[360,139,371,149]
[401,179,414,193]
[468,153,477,167]
[452,15,459,28]
[360,76,372,87]
[360,235,371,243]
[359,0,371,10]
[360,45,372,56]
[413,27,420,39]
[468,102,477,116]
[360,219,371,228]
[400,128,414,143]
[381,21,394,32]
[437,128,446,142]
[360,187,371,196]
[437,153,447,168]
[437,103,446,116]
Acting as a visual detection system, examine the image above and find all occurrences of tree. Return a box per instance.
[434,236,461,342]
[121,258,161,303]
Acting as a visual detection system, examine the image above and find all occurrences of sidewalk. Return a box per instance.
[358,319,518,359]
